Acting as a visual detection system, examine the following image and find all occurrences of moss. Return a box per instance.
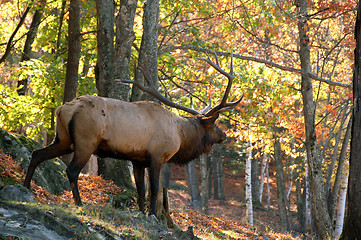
[0,128,69,195]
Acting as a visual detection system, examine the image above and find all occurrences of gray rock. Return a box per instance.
[0,128,69,194]
[0,184,36,203]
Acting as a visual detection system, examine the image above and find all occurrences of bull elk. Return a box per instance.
[23,54,242,215]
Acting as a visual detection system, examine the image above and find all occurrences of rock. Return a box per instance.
[0,129,69,194]
[0,185,36,203]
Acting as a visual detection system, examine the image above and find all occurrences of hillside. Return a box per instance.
[0,149,301,240]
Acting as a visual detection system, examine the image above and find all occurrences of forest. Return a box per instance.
[0,0,360,239]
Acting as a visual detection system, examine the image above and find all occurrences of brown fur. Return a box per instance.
[24,95,226,214]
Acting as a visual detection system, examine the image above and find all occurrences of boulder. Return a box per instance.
[0,185,36,203]
[0,129,69,194]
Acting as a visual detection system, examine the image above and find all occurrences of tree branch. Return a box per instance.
[159,44,351,88]
[0,6,31,64]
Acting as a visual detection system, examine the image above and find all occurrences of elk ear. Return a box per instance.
[200,113,219,126]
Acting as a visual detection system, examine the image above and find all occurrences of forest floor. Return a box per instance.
[167,164,305,239]
[0,151,305,239]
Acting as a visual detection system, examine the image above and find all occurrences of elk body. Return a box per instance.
[23,54,242,215]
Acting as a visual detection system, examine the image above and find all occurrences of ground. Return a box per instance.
[167,164,297,239]
[0,151,302,239]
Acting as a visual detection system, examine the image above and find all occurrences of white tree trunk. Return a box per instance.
[246,139,253,226]
[334,162,349,239]
[259,153,268,203]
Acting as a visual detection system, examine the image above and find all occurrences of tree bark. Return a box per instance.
[95,0,115,97]
[334,163,348,239]
[341,3,361,238]
[329,118,351,223]
[296,178,305,233]
[251,151,260,205]
[211,144,225,200]
[245,138,253,226]
[17,0,46,95]
[297,0,332,238]
[184,161,201,207]
[63,0,81,103]
[273,131,289,231]
[200,154,209,214]
[130,0,159,102]
[259,152,267,203]
[110,0,138,101]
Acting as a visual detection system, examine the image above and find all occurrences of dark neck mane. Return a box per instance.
[169,117,210,165]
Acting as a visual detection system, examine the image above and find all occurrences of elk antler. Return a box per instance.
[116,52,242,116]
[196,51,243,117]
[116,63,205,115]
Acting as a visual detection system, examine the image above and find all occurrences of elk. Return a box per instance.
[23,54,242,215]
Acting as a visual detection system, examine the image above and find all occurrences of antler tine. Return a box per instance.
[196,51,241,117]
[198,94,212,114]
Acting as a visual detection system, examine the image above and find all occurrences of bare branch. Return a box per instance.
[159,44,351,88]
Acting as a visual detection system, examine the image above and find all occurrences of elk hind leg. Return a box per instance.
[66,151,92,206]
[24,135,72,188]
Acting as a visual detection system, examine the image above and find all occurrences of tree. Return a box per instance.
[200,154,210,214]
[185,160,201,207]
[296,0,333,237]
[212,144,225,200]
[342,2,361,238]
[17,0,46,95]
[95,0,133,189]
[273,127,289,231]
[245,135,253,226]
[63,0,81,103]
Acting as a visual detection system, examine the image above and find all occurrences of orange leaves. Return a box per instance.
[0,152,125,206]
[0,151,26,181]
[60,174,125,206]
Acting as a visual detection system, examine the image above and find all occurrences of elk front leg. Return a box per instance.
[133,163,146,213]
[149,162,161,216]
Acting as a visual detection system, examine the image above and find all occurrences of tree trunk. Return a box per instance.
[296,179,305,233]
[245,138,253,226]
[200,154,209,214]
[329,118,351,223]
[95,0,114,97]
[0,6,30,64]
[297,0,332,238]
[251,152,260,205]
[63,0,81,103]
[211,144,225,200]
[304,157,312,232]
[130,0,159,102]
[184,161,201,207]
[273,131,289,231]
[325,106,349,193]
[334,162,348,239]
[259,152,267,203]
[110,0,138,100]
[17,0,46,95]
[266,159,271,209]
[341,3,361,238]
[95,0,133,190]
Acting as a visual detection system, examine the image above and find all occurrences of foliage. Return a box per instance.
[0,58,64,139]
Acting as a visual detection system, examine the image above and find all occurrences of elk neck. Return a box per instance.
[169,116,212,165]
